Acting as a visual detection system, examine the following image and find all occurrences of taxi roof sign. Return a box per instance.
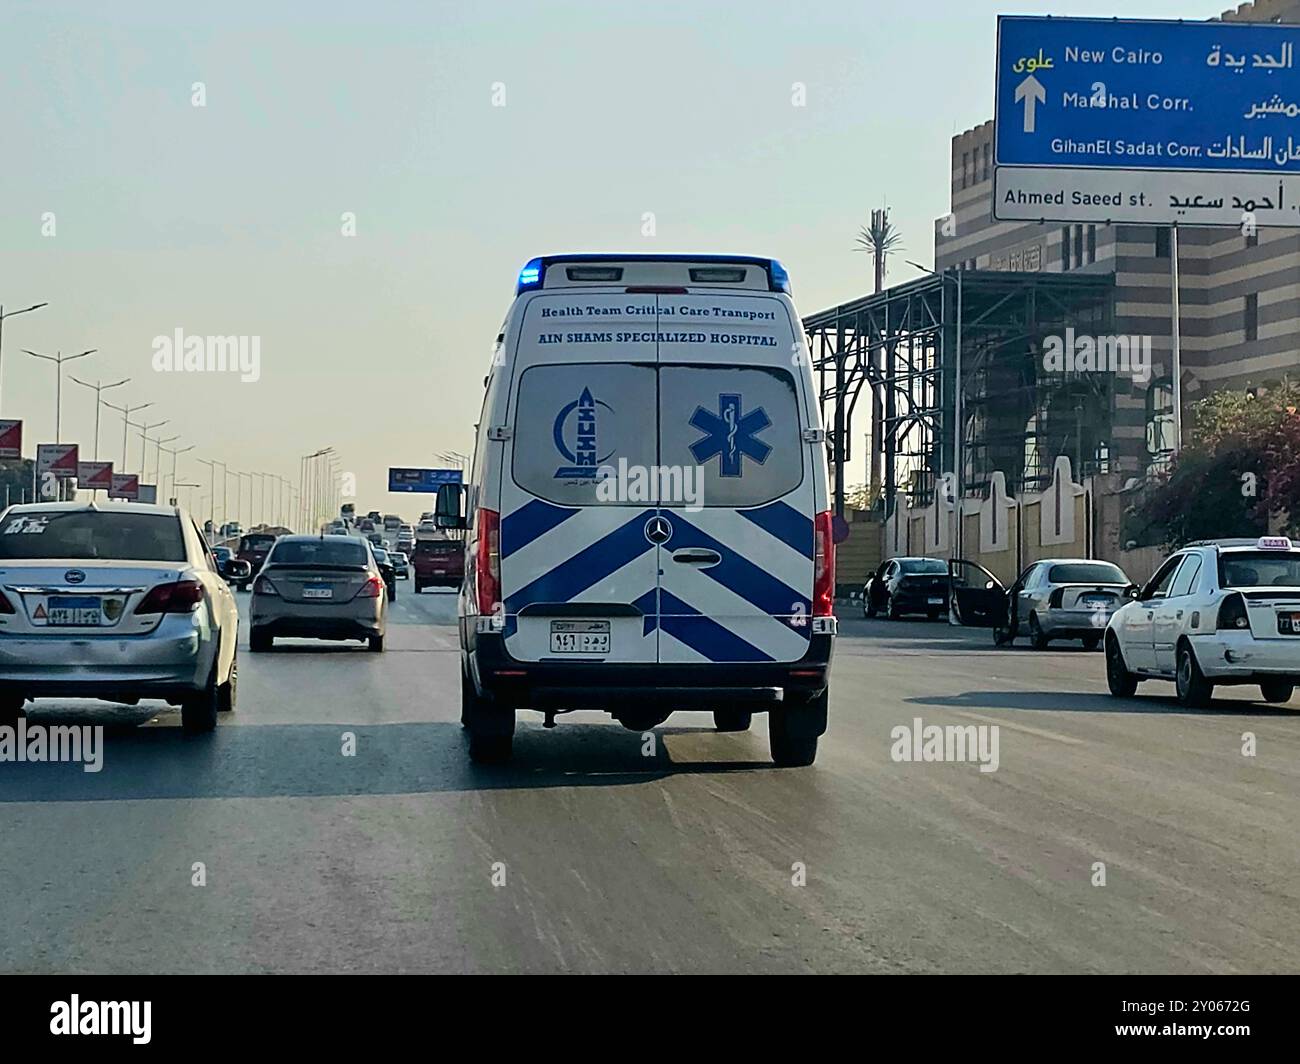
[1257,536,1293,550]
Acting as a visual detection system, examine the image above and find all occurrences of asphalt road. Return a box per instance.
[1,590,1297,974]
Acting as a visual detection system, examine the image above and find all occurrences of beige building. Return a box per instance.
[936,0,1300,478]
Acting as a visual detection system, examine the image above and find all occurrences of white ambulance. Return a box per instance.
[442,255,836,765]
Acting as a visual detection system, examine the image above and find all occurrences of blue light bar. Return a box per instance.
[516,258,544,293]
[514,255,792,295]
[768,259,791,294]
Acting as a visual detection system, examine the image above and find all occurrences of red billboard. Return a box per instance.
[37,443,80,479]
[76,461,114,490]
[0,420,21,460]
[109,473,140,501]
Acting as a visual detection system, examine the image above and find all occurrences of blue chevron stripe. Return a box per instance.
[659,513,811,620]
[656,590,774,662]
[504,509,656,613]
[739,500,813,557]
[501,499,579,558]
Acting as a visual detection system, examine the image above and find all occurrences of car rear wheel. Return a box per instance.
[249,628,273,653]
[218,656,238,713]
[1082,634,1101,651]
[1029,614,1050,650]
[368,634,385,653]
[181,665,220,734]
[1105,635,1138,697]
[1175,643,1213,708]
[713,708,752,732]
[865,593,877,619]
[0,696,25,726]
[1260,680,1294,704]
[886,594,901,620]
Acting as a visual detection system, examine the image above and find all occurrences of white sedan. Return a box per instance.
[1105,536,1300,707]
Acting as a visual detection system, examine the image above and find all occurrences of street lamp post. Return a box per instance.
[127,418,168,477]
[0,301,48,414]
[153,435,180,488]
[69,376,130,467]
[104,400,152,471]
[22,348,95,443]
[163,444,193,505]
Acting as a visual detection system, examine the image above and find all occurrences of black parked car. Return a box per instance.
[863,557,950,620]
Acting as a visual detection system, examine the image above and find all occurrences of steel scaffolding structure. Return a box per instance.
[803,270,1115,518]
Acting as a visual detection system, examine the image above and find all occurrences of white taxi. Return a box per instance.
[1105,536,1300,707]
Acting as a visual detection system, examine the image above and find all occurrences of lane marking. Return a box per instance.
[950,711,1086,746]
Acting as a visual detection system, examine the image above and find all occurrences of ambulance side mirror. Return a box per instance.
[435,483,467,530]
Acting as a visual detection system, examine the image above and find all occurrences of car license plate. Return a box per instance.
[550,620,610,654]
[928,597,944,606]
[1278,612,1300,634]
[46,596,102,626]
[303,586,333,600]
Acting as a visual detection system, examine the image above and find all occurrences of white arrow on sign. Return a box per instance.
[1015,73,1046,133]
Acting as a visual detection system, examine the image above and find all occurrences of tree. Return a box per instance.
[1131,381,1300,546]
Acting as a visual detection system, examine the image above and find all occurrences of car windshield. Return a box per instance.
[373,550,389,562]
[1219,551,1300,588]
[899,559,948,575]
[240,535,276,551]
[1047,562,1127,584]
[0,510,187,561]
[269,539,368,568]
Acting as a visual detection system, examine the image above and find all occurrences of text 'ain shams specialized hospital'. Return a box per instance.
[936,0,1300,484]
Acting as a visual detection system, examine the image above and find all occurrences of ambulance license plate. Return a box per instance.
[550,620,610,654]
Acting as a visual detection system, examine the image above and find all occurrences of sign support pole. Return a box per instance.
[1170,223,1183,454]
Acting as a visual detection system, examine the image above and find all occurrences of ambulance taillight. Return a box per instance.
[476,509,502,617]
[813,511,835,617]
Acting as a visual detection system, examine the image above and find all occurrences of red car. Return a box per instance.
[235,533,278,590]
[412,538,464,592]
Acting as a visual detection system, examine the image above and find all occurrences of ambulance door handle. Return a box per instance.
[671,549,721,567]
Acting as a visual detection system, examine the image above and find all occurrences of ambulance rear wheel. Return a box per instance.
[769,690,826,767]
[463,667,513,763]
[713,708,752,732]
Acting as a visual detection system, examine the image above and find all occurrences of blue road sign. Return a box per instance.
[388,467,463,493]
[994,16,1300,226]
[996,16,1300,173]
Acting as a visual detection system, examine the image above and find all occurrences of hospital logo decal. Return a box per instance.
[554,387,615,480]
[689,393,771,477]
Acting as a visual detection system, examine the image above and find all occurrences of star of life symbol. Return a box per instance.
[689,393,771,477]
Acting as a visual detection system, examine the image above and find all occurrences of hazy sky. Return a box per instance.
[0,0,1208,521]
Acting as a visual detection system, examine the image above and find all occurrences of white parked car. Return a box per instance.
[1105,536,1300,706]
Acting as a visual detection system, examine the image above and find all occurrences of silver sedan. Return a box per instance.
[0,502,242,732]
[1003,558,1135,650]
